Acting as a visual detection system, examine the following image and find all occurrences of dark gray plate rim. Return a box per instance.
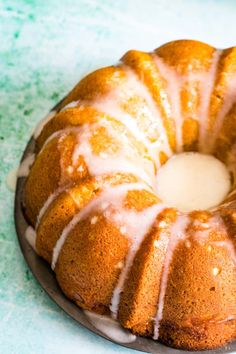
[14,103,236,354]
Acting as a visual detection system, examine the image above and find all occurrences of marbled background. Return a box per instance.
[1,0,236,353]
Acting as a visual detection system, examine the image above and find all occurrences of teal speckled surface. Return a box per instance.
[2,1,236,353]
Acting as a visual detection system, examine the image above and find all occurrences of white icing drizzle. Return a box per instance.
[38,119,156,188]
[18,153,35,177]
[110,203,165,318]
[123,66,172,158]
[190,216,236,267]
[38,127,81,155]
[44,95,162,170]
[208,73,236,153]
[36,186,67,229]
[33,66,173,175]
[6,167,18,192]
[192,216,219,243]
[213,240,236,265]
[209,314,236,324]
[84,310,136,343]
[60,101,80,111]
[153,55,183,152]
[153,50,221,153]
[198,50,221,152]
[71,122,156,188]
[25,226,37,251]
[91,97,160,168]
[34,113,156,243]
[61,83,170,169]
[33,110,57,139]
[57,97,153,158]
[191,216,236,267]
[51,182,152,270]
[153,214,189,340]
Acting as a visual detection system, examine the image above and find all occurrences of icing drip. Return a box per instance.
[209,74,236,153]
[71,122,156,188]
[191,216,220,243]
[62,98,153,159]
[39,127,81,154]
[18,154,35,177]
[123,67,172,158]
[213,240,236,266]
[34,110,57,139]
[61,96,167,171]
[6,167,18,192]
[61,101,80,111]
[110,203,165,318]
[209,314,236,324]
[36,186,67,229]
[25,226,37,251]
[84,310,136,343]
[56,78,170,170]
[91,97,160,168]
[51,182,152,270]
[198,50,221,152]
[153,214,189,339]
[153,55,183,152]
[39,121,156,188]
[153,51,221,154]
[34,110,158,258]
[191,216,236,267]
[33,66,173,173]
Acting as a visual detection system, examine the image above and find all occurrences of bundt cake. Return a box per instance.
[22,40,236,350]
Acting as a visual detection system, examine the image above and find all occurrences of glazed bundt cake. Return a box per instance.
[22,40,236,350]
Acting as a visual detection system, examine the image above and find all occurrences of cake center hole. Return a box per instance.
[156,152,231,212]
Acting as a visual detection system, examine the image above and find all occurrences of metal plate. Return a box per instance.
[14,105,236,354]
